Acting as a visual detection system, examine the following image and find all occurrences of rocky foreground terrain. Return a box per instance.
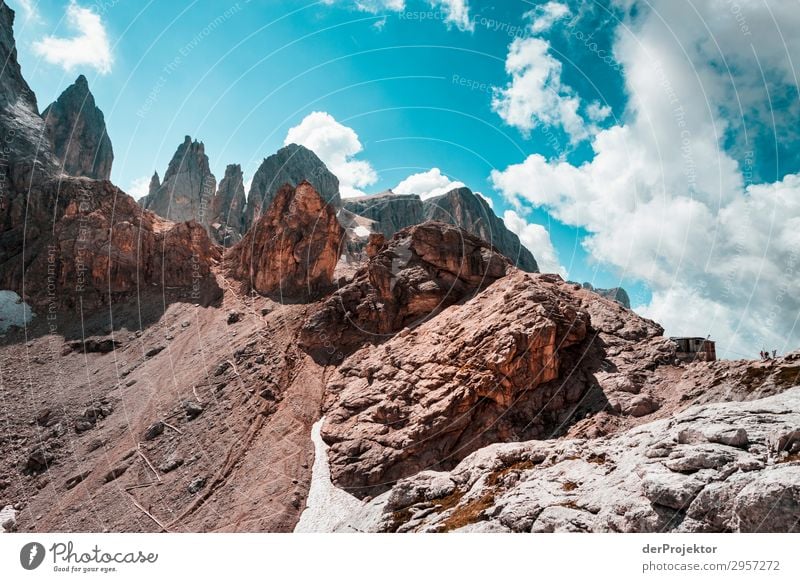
[0,1,798,533]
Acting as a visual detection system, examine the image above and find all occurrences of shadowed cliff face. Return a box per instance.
[0,2,57,186]
[227,181,344,300]
[42,75,114,180]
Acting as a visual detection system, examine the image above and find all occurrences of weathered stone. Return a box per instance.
[228,181,343,299]
[42,75,113,180]
[243,143,340,232]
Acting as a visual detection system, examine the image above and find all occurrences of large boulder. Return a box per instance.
[320,269,591,497]
[42,75,114,180]
[243,143,340,232]
[227,181,343,299]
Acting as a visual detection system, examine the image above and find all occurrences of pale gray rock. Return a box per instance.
[145,135,216,226]
[210,163,246,245]
[345,388,800,532]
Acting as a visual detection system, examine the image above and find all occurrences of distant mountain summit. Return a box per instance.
[243,143,341,232]
[423,186,539,272]
[143,135,217,225]
[42,75,114,180]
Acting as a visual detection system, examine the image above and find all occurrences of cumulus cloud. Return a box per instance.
[32,2,112,74]
[285,111,378,198]
[432,0,473,32]
[394,167,464,200]
[13,0,41,22]
[503,210,565,277]
[491,0,800,357]
[492,36,587,144]
[322,0,473,31]
[527,1,570,34]
[128,176,150,201]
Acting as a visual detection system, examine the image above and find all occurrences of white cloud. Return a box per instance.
[12,0,41,22]
[394,168,464,200]
[128,176,150,201]
[586,101,611,123]
[321,0,406,10]
[475,191,493,209]
[527,1,570,34]
[491,0,800,358]
[431,0,473,32]
[285,111,378,198]
[492,37,587,144]
[322,0,473,31]
[32,2,112,74]
[502,210,565,277]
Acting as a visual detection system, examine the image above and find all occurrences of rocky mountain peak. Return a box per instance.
[42,74,114,180]
[243,143,340,232]
[0,2,56,182]
[423,186,539,273]
[210,163,247,245]
[144,135,216,226]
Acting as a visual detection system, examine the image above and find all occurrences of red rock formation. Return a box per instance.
[320,270,596,497]
[2,177,221,308]
[300,221,509,355]
[227,181,343,300]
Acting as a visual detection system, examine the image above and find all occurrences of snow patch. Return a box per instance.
[294,417,366,532]
[0,505,16,533]
[353,225,371,238]
[0,290,34,333]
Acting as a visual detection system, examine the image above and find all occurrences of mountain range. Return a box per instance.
[0,1,797,534]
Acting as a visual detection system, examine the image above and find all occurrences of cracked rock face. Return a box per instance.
[144,136,216,226]
[210,163,247,245]
[356,388,800,532]
[243,143,340,232]
[0,2,57,185]
[3,177,221,308]
[342,191,425,238]
[320,269,593,498]
[42,75,114,180]
[227,181,343,300]
[423,187,539,273]
[301,221,510,355]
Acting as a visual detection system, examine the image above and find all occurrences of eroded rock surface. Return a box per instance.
[228,181,343,299]
[301,222,509,355]
[42,75,113,180]
[243,143,340,232]
[360,389,800,532]
[144,136,216,226]
[423,187,539,273]
[210,163,247,245]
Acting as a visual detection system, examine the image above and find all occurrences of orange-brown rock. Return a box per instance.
[227,181,343,300]
[320,270,593,497]
[300,221,509,357]
[2,177,221,308]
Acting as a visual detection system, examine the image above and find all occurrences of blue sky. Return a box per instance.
[9,0,800,357]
